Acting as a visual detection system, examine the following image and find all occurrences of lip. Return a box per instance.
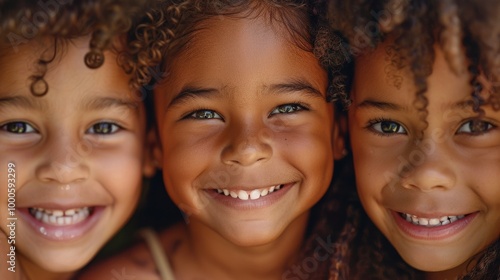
[391,210,478,240]
[17,206,105,241]
[206,182,295,210]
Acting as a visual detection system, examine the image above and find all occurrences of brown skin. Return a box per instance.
[0,37,155,280]
[80,15,344,280]
[348,40,500,279]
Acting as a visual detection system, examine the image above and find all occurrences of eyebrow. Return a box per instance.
[169,87,221,108]
[81,96,139,111]
[266,79,324,99]
[168,79,324,108]
[0,95,46,111]
[357,98,477,112]
[356,99,406,111]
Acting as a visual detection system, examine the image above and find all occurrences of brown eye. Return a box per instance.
[188,110,222,119]
[371,121,406,134]
[1,122,36,134]
[87,122,120,134]
[457,119,494,135]
[271,103,306,115]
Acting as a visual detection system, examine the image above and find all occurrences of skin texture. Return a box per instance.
[0,37,155,280]
[79,14,344,280]
[348,40,500,279]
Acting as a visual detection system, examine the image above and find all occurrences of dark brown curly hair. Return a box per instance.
[118,0,335,94]
[0,0,151,96]
[298,0,500,279]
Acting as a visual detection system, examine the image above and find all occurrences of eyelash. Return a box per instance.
[0,121,37,134]
[365,118,407,136]
[183,108,224,120]
[0,121,122,135]
[457,119,496,135]
[86,122,122,135]
[269,102,309,116]
[365,118,496,137]
[182,102,309,121]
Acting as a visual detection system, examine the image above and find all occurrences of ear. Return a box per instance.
[143,127,162,177]
[332,110,348,160]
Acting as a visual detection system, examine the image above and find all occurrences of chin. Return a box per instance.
[224,224,283,247]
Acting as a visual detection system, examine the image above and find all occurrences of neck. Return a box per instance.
[185,212,309,280]
[19,256,74,280]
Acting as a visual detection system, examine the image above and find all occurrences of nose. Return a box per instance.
[400,145,456,192]
[220,121,273,166]
[36,135,90,184]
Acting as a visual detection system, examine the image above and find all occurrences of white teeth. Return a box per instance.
[217,184,284,201]
[53,210,64,217]
[238,190,249,200]
[250,190,260,200]
[260,188,268,197]
[402,213,466,227]
[429,218,440,226]
[30,207,91,226]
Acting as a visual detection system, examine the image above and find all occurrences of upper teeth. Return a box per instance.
[216,185,282,200]
[402,213,465,227]
[29,207,91,226]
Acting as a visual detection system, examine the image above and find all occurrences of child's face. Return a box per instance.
[154,16,342,246]
[0,38,153,274]
[349,41,500,274]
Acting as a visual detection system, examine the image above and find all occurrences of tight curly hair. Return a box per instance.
[298,0,500,279]
[0,0,150,96]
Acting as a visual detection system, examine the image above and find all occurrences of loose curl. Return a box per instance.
[304,0,500,279]
[0,0,150,96]
[119,0,334,95]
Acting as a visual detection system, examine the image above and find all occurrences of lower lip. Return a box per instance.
[206,183,295,210]
[392,211,478,240]
[17,207,105,241]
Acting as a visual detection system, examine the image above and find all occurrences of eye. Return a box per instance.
[87,122,121,134]
[270,103,306,115]
[457,119,494,135]
[187,110,222,120]
[0,121,36,134]
[370,120,407,134]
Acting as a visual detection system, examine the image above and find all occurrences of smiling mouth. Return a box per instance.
[214,184,284,201]
[399,212,469,227]
[29,207,94,226]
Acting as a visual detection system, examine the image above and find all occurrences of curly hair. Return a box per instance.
[0,0,150,96]
[119,0,337,95]
[301,0,500,279]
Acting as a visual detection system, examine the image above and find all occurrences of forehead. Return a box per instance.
[156,16,326,102]
[352,40,475,109]
[0,37,139,108]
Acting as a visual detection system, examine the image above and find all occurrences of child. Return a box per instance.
[0,1,155,279]
[80,0,346,279]
[313,0,500,279]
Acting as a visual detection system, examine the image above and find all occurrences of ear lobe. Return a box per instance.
[143,128,162,177]
[332,112,348,160]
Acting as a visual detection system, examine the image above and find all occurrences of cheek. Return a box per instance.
[93,145,144,205]
[278,126,334,184]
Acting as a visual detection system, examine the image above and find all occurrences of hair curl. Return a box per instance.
[119,0,338,98]
[0,0,150,96]
[302,0,500,279]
